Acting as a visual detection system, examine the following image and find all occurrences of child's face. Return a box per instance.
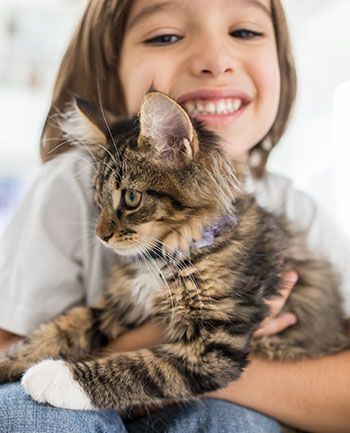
[119,0,280,161]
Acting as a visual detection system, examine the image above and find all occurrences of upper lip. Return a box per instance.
[176,88,252,105]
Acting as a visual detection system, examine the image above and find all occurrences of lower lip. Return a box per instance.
[186,104,248,127]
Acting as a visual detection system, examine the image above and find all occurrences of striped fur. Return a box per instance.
[1,93,349,427]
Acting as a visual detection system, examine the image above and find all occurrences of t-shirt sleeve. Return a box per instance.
[285,186,350,319]
[0,151,95,335]
[253,172,350,318]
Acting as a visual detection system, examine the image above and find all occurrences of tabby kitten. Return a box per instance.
[0,93,348,421]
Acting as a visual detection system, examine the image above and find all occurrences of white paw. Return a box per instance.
[21,359,95,410]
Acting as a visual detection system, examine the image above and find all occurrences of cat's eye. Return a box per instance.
[123,190,142,210]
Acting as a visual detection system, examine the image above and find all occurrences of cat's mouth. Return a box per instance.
[107,235,163,257]
[109,243,142,256]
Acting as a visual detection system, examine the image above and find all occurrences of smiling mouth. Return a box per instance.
[182,98,243,116]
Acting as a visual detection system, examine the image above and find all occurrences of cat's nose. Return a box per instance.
[96,212,117,242]
[101,232,113,242]
[97,224,115,242]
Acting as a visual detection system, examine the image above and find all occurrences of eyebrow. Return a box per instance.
[126,0,271,32]
[240,0,271,18]
[126,2,176,32]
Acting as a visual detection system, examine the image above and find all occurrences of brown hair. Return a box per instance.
[250,0,297,177]
[40,0,297,178]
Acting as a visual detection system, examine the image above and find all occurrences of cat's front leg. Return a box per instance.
[21,359,95,410]
[22,331,250,411]
[0,306,109,384]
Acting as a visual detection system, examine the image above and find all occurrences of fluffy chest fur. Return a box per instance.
[98,199,287,343]
[112,257,166,325]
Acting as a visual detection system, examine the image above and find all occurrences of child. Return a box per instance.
[1,0,350,432]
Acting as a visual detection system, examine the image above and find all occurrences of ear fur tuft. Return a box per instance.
[61,98,107,147]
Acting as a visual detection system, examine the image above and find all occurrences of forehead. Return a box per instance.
[127,0,272,28]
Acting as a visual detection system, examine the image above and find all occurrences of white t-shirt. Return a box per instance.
[1,149,349,335]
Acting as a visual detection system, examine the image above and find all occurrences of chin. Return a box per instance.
[111,245,141,256]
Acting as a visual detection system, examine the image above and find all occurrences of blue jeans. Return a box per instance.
[0,383,281,433]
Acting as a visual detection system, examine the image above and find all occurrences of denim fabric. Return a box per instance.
[0,382,281,433]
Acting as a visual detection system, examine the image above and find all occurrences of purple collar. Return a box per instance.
[192,214,237,250]
[145,214,238,262]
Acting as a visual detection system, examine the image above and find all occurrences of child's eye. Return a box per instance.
[231,29,263,39]
[144,34,182,46]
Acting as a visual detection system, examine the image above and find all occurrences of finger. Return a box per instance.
[264,297,286,320]
[254,312,298,337]
[264,271,299,318]
[280,270,298,292]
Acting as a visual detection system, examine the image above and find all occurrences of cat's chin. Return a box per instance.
[110,246,141,256]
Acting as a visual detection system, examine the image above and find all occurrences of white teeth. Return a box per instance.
[196,102,204,112]
[184,98,243,115]
[217,100,227,114]
[226,100,233,111]
[185,101,195,112]
[205,102,216,114]
[232,98,242,111]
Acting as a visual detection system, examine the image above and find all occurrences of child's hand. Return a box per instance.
[254,270,298,337]
[0,329,23,352]
[101,319,166,354]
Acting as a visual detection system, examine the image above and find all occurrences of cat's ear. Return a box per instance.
[61,96,117,156]
[139,92,198,165]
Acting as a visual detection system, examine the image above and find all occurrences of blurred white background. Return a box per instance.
[0,0,349,236]
[272,0,350,237]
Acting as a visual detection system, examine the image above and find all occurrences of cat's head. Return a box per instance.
[61,91,240,256]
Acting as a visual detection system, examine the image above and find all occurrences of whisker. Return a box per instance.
[143,232,232,324]
[141,247,178,318]
[132,238,177,317]
[139,236,197,318]
[145,232,205,294]
[43,153,99,176]
[95,72,122,168]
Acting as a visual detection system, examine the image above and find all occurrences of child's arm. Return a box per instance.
[211,351,350,433]
[214,268,350,432]
[0,329,23,352]
[104,316,350,432]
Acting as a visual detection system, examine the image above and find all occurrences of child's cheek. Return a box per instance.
[125,68,173,115]
[120,52,178,116]
[255,53,281,114]
[122,70,159,115]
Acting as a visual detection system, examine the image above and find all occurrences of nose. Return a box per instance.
[97,226,114,243]
[96,215,116,243]
[188,35,235,78]
[101,232,113,243]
